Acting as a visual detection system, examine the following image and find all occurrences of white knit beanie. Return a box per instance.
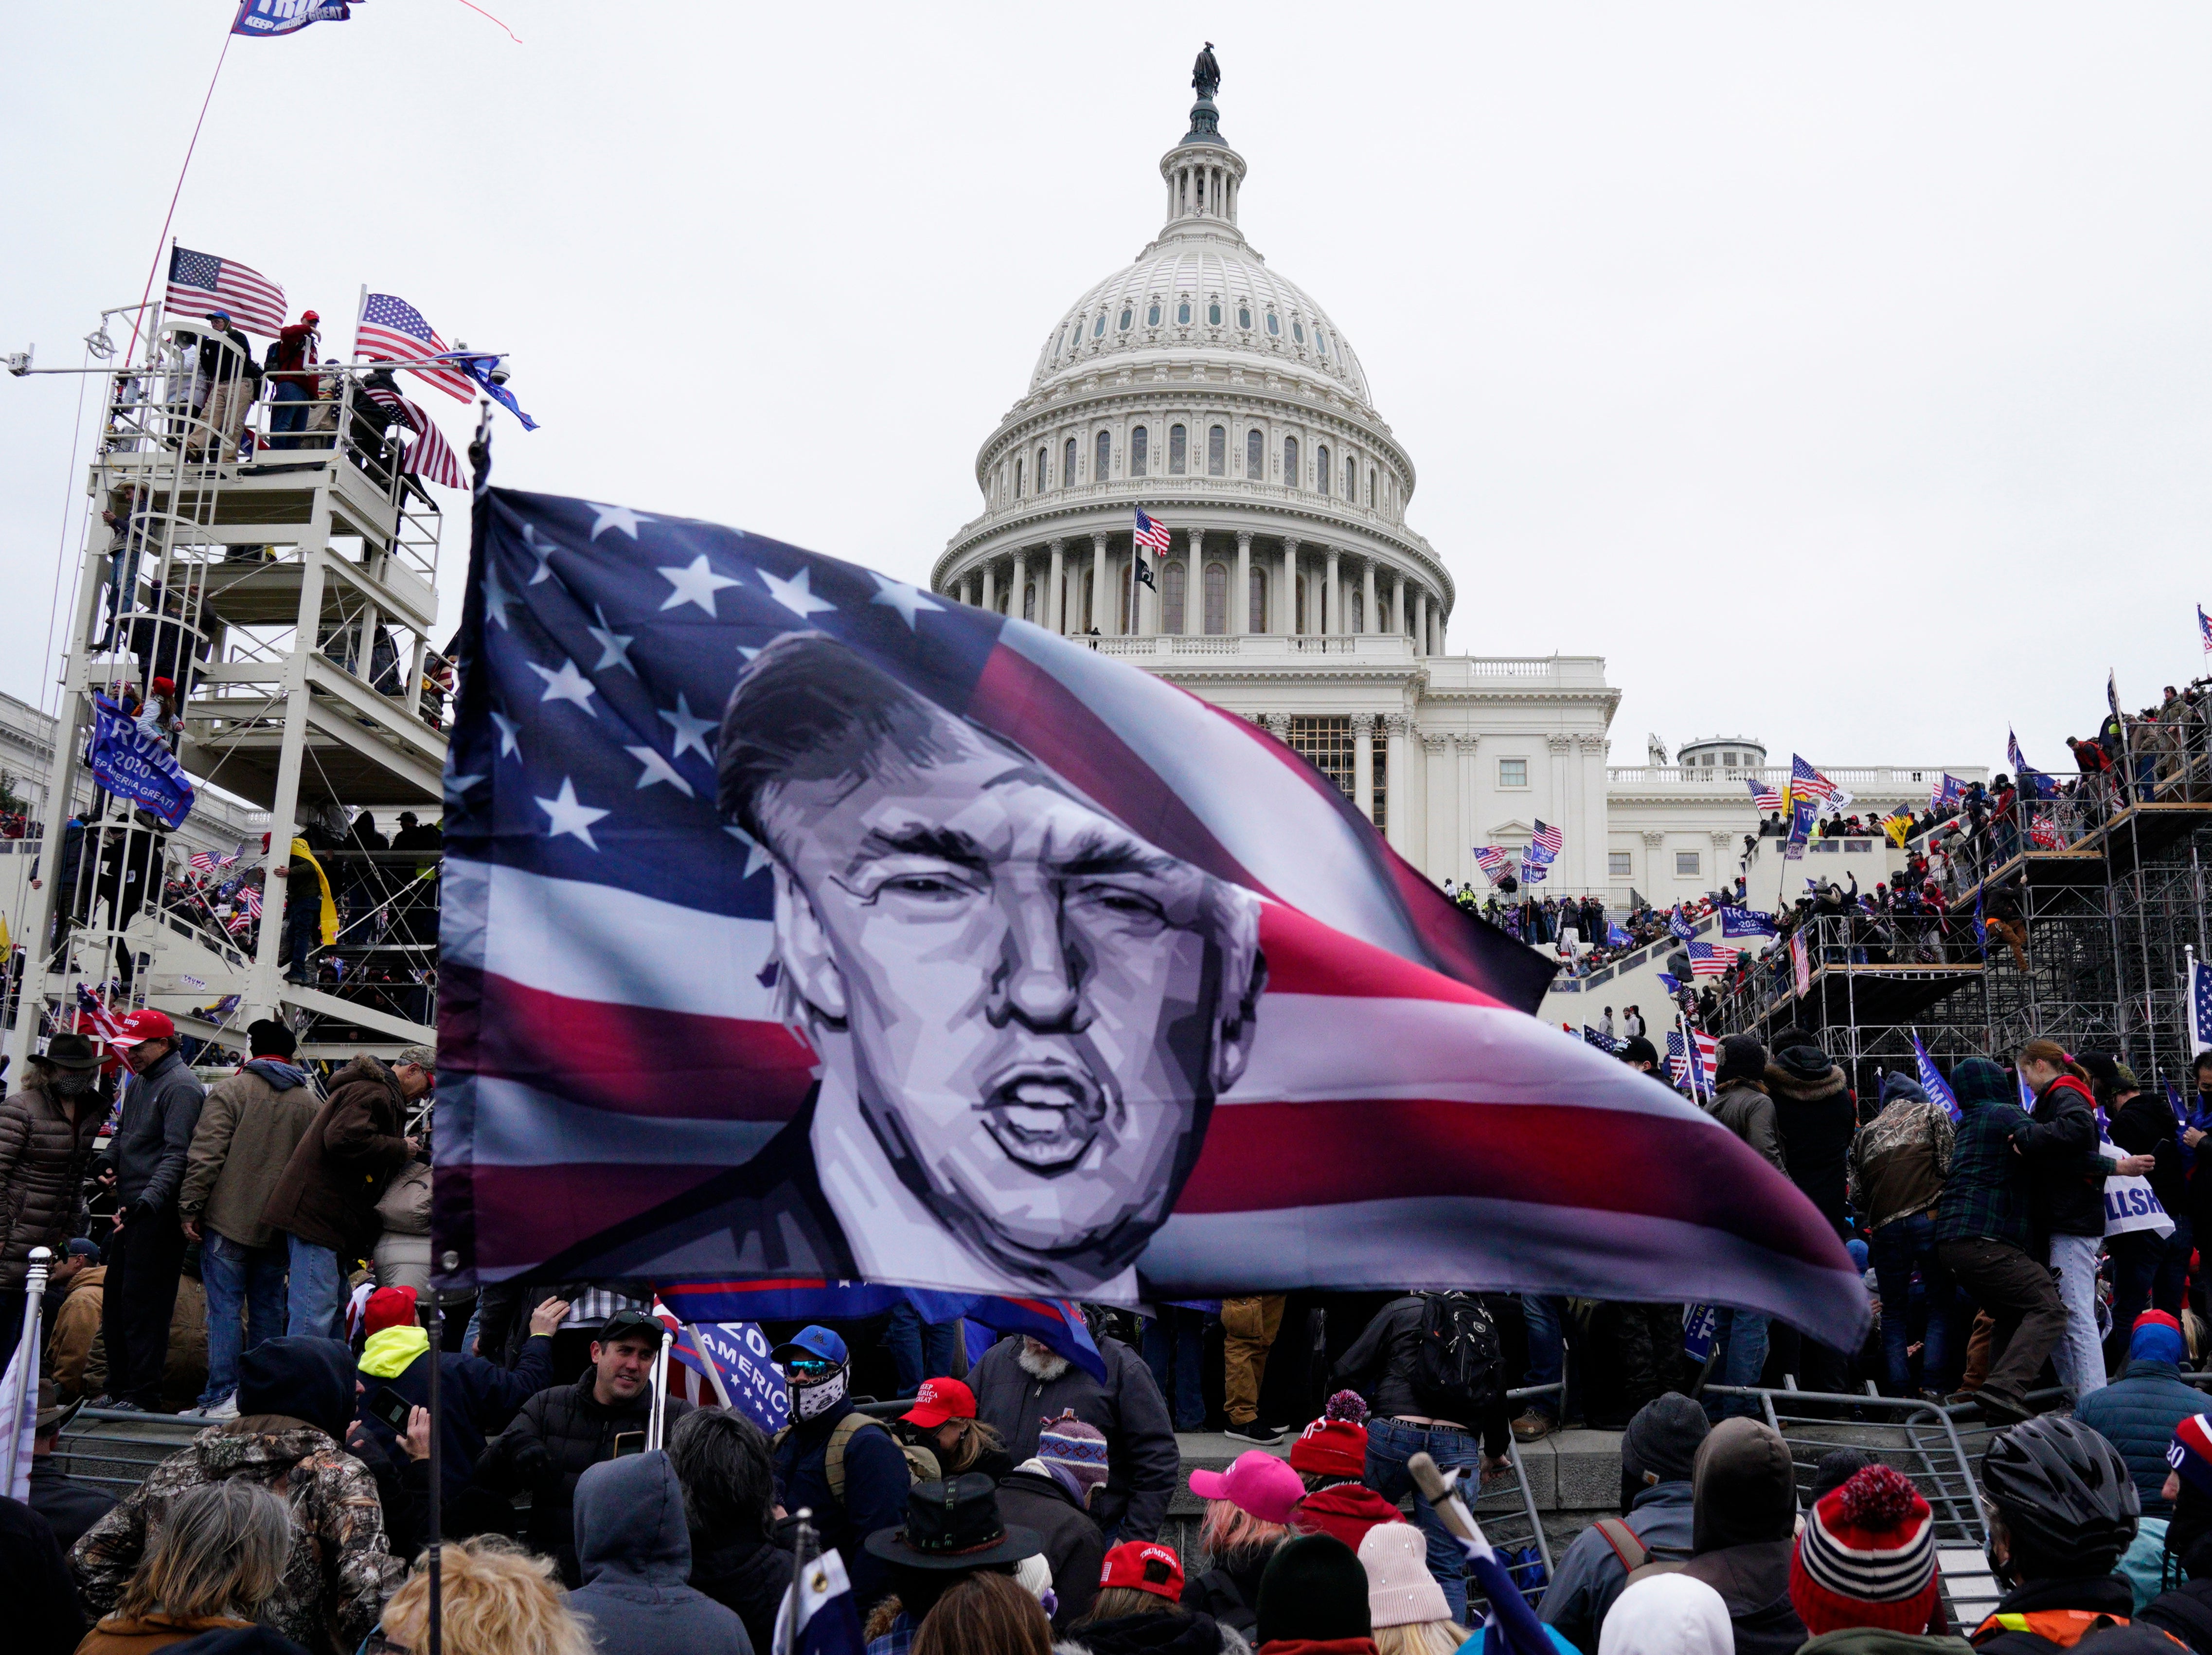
[1358,1522,1449,1629]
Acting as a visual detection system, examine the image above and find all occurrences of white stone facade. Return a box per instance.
[932,74,1979,909]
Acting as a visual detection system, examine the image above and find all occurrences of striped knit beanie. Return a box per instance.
[1037,1409,1111,1500]
[1788,1464,1938,1637]
[2169,1414,2212,1500]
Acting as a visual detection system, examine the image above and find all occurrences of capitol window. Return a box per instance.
[1249,565,1267,632]
[1093,314,1106,338]
[1498,758,1528,789]
[1207,425,1225,475]
[1246,429,1263,476]
[1163,560,1187,633]
[1064,437,1077,487]
[1015,458,1024,498]
[1238,305,1252,328]
[1119,307,1133,332]
[1316,444,1331,494]
[1177,300,1192,324]
[1147,303,1161,326]
[1367,469,1376,507]
[1676,852,1701,877]
[1346,457,1357,497]
[1266,311,1280,336]
[1169,423,1187,474]
[1095,430,1110,479]
[1131,425,1148,477]
[1203,562,1227,634]
[1609,852,1632,877]
[1283,435,1299,485]
[1037,446,1048,490]
[1293,320,1306,344]
[1317,331,1328,356]
[1208,301,1222,325]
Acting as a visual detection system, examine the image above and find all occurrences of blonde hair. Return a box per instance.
[1196,1498,1289,1570]
[117,1480,290,1623]
[382,1538,594,1655]
[935,1415,1007,1475]
[1375,1620,1475,1655]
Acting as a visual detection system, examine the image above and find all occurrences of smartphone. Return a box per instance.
[612,1431,645,1458]
[366,1386,414,1434]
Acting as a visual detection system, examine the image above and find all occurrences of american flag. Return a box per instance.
[365,388,466,489]
[1472,845,1511,883]
[357,293,475,402]
[1531,820,1564,858]
[1582,1025,1621,1054]
[1930,773,1964,810]
[2028,815,2062,850]
[241,885,263,918]
[74,987,127,1045]
[189,850,218,874]
[1686,940,1739,978]
[1747,778,1784,811]
[2191,954,2212,1055]
[2200,605,2212,654]
[164,246,286,337]
[1133,508,1171,557]
[1518,849,1551,885]
[1791,930,1812,996]
[1789,755,1838,805]
[433,487,1866,1345]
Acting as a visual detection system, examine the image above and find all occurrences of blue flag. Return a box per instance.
[233,0,352,36]
[1606,921,1632,947]
[87,695,195,828]
[1911,1030,1960,1124]
[1667,910,1697,943]
[654,1282,1107,1382]
[438,352,541,430]
[1719,905,1778,940]
[2191,954,2212,1056]
[773,1547,867,1655]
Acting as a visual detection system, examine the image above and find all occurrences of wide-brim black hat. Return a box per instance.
[863,1473,1043,1570]
[39,1034,104,1072]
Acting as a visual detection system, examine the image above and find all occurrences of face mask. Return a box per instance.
[793,1365,849,1421]
[51,1071,95,1098]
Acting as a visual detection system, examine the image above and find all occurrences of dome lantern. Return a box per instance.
[1160,45,1246,237]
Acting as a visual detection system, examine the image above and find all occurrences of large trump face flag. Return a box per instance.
[437,488,1867,1343]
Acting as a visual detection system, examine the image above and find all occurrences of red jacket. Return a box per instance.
[270,323,320,394]
[1291,1483,1407,1553]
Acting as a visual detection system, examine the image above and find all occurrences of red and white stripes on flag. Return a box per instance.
[649,1299,724,1408]
[164,246,287,337]
[356,293,476,402]
[366,389,466,489]
[1791,931,1812,997]
[1532,820,1564,857]
[1134,508,1172,556]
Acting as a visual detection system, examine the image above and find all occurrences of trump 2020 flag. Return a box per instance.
[1911,1030,1960,1125]
[2192,953,2212,1056]
[774,1547,867,1655]
[88,695,195,828]
[436,488,1868,1343]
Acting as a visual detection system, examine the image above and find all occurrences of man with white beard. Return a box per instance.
[966,1327,1181,1543]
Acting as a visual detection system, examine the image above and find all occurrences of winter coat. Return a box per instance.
[2,1490,85,1655]
[1799,1633,1972,1655]
[48,1265,107,1397]
[1766,1055,1856,1230]
[1058,1610,1252,1655]
[27,1454,116,1553]
[110,1050,206,1215]
[2072,1358,2210,1516]
[771,1405,910,1612]
[1539,1481,1695,1655]
[1705,1079,1787,1173]
[1679,1419,1804,1655]
[690,1526,793,1655]
[1328,1295,1510,1456]
[1288,1483,1404,1554]
[1969,1573,2136,1655]
[968,1333,1181,1543]
[178,1061,322,1251]
[57,1269,211,1413]
[262,1056,412,1259]
[1849,1089,1957,1232]
[2016,1075,2108,1241]
[565,1451,750,1655]
[0,1075,103,1286]
[998,1460,1108,1628]
[74,1614,258,1654]
[2107,1092,2189,1220]
[1179,1547,1274,1635]
[476,1368,692,1587]
[2141,1577,2212,1655]
[70,1345,404,1655]
[350,1328,556,1493]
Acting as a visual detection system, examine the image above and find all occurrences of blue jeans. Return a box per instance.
[1869,1212,1952,1396]
[199,1230,288,1407]
[1367,1416,1484,1623]
[2113,1216,2193,1330]
[1519,1294,1578,1423]
[284,900,319,980]
[286,1235,344,1340]
[1142,1307,1209,1430]
[884,1302,961,1398]
[1707,1308,1769,1419]
[270,380,309,448]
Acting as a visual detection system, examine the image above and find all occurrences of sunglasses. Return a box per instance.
[784,1356,837,1378]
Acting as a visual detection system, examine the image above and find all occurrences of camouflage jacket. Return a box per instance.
[70,1415,406,1655]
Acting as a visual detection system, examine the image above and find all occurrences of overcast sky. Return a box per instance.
[4,3,2206,774]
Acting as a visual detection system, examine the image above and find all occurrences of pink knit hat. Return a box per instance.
[1188,1449,1305,1526]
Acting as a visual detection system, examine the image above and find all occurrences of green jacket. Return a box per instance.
[1800,1631,1975,1655]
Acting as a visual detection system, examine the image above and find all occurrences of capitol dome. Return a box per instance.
[935,61,1451,650]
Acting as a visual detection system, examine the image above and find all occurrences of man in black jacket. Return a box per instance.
[967,1329,1178,1545]
[476,1307,691,1584]
[97,1010,205,1411]
[2095,1055,2190,1345]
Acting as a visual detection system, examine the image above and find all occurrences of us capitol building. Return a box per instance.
[931,54,1979,910]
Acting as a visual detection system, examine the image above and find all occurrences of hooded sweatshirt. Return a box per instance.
[1679,1419,1807,1655]
[1849,1077,1957,1231]
[566,1450,750,1655]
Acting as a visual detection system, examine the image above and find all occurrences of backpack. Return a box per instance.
[1410,1292,1502,1423]
[1595,1518,1693,1585]
[775,1414,938,1510]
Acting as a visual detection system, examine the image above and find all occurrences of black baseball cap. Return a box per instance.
[596,1308,662,1346]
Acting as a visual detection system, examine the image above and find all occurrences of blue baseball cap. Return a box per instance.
[773,1325,848,1367]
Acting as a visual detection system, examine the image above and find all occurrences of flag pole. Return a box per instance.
[125,23,236,365]
[425,1291,444,1655]
[2,1246,50,1497]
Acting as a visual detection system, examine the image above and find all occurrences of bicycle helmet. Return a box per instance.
[1980,1415,2140,1574]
